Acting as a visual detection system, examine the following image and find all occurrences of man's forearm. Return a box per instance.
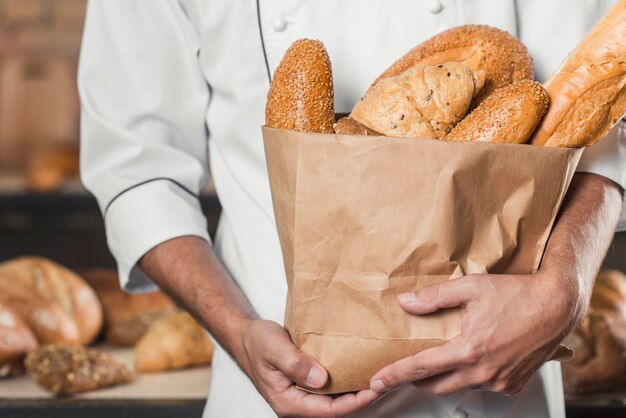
[139,236,259,367]
[541,172,623,333]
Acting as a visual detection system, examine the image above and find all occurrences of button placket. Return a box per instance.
[427,0,444,14]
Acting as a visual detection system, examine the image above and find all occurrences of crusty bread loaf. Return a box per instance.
[134,311,214,372]
[27,144,80,193]
[81,269,176,346]
[532,1,626,147]
[25,344,134,396]
[0,282,81,345]
[0,303,38,378]
[562,270,626,394]
[266,39,334,133]
[334,117,382,136]
[375,25,533,108]
[351,62,481,138]
[0,257,102,345]
[445,80,549,144]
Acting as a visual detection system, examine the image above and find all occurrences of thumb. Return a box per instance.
[272,343,328,389]
[397,278,475,315]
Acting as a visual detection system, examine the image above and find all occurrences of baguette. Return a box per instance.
[266,39,334,133]
[375,25,533,108]
[446,80,549,144]
[531,0,626,147]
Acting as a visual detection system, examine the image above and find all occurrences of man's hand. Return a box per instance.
[370,270,570,395]
[239,319,381,417]
[370,173,623,396]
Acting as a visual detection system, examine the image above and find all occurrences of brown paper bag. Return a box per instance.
[263,126,582,394]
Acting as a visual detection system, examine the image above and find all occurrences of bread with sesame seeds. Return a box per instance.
[531,0,626,148]
[374,25,533,109]
[0,303,38,378]
[25,344,133,396]
[266,39,335,133]
[350,62,482,138]
[445,80,549,144]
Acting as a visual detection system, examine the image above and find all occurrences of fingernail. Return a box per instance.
[306,366,326,388]
[371,379,387,393]
[398,292,416,303]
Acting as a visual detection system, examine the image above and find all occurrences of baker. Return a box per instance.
[79,1,626,417]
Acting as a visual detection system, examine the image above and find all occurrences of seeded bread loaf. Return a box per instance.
[266,39,334,133]
[446,80,549,144]
[25,344,134,396]
[375,25,533,108]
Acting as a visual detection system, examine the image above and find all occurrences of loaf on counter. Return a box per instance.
[0,303,38,378]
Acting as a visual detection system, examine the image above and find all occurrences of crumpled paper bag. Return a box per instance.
[263,126,582,394]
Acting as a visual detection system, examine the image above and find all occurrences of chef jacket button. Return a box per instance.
[272,16,288,32]
[452,409,469,418]
[427,0,444,14]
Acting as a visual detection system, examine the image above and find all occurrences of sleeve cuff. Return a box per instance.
[576,121,626,231]
[104,179,210,293]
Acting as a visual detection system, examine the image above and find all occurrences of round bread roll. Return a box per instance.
[27,144,80,193]
[0,257,102,345]
[0,303,38,378]
[334,117,382,136]
[265,39,334,133]
[374,25,533,108]
[445,80,549,144]
[531,1,626,148]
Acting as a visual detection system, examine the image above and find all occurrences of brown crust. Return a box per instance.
[25,344,134,396]
[0,303,38,377]
[266,39,334,133]
[374,25,533,108]
[27,145,80,193]
[134,311,214,372]
[445,80,549,144]
[531,2,626,147]
[0,257,103,345]
[80,269,176,346]
[333,117,382,136]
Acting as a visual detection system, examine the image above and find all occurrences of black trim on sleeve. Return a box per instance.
[104,177,199,216]
[256,0,272,83]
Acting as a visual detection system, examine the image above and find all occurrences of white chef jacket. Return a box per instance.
[79,1,626,417]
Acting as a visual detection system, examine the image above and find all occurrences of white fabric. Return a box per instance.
[79,0,626,416]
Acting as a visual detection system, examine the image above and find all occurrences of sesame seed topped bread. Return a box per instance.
[531,0,626,148]
[25,344,134,396]
[446,80,549,144]
[266,39,335,133]
[374,25,533,108]
[351,62,482,138]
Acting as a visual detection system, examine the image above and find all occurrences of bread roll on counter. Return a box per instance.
[532,0,626,147]
[266,39,335,133]
[25,344,134,396]
[374,25,533,107]
[446,80,549,144]
[0,257,102,345]
[351,62,482,138]
[0,303,38,378]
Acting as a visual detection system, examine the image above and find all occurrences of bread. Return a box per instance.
[532,1,626,147]
[266,39,334,133]
[81,269,176,346]
[0,257,102,345]
[134,311,214,372]
[351,62,481,138]
[0,303,38,378]
[25,344,134,396]
[375,25,533,108]
[334,117,382,136]
[27,144,80,192]
[445,80,549,144]
[0,281,81,345]
[562,270,626,394]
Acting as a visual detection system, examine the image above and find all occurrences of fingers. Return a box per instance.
[370,337,479,392]
[265,333,328,389]
[276,388,381,418]
[397,277,478,315]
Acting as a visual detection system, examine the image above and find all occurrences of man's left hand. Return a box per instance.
[369,269,575,396]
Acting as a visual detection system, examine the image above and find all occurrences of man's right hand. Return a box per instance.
[239,319,381,418]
